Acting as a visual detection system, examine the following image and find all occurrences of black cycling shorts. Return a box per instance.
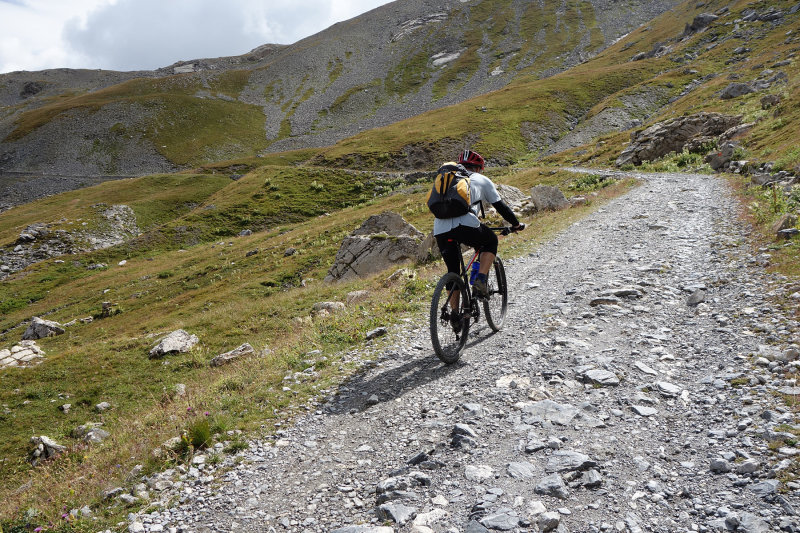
[436,224,498,275]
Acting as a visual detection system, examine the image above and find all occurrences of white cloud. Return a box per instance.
[0,0,392,73]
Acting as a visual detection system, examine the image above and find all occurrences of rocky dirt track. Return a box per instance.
[132,171,799,533]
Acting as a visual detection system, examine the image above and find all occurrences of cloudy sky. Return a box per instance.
[0,0,393,74]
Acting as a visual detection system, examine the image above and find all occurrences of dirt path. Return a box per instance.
[125,171,799,533]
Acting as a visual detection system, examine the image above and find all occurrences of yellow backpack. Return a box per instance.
[426,162,472,218]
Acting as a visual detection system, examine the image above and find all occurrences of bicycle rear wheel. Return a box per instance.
[483,257,508,332]
[430,272,470,364]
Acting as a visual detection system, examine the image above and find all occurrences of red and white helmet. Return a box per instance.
[458,149,485,171]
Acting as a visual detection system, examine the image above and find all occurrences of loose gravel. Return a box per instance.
[119,171,799,533]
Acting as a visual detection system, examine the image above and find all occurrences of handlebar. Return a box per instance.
[487,223,526,236]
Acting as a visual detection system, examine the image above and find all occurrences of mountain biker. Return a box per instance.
[434,150,525,305]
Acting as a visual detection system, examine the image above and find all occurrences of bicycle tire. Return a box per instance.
[430,272,470,364]
[483,257,508,332]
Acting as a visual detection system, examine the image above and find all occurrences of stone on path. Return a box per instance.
[465,464,494,482]
[331,526,394,533]
[480,508,519,531]
[520,400,579,426]
[534,473,569,499]
[377,502,417,525]
[582,369,620,387]
[507,462,536,479]
[631,405,658,417]
[149,330,199,358]
[545,450,596,473]
[687,289,706,306]
[538,511,561,532]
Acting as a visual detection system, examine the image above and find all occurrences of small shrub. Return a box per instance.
[187,417,212,449]
[223,439,249,454]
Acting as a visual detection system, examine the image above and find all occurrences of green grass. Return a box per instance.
[0,167,632,529]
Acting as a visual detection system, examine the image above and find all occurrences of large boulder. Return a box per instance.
[325,212,425,282]
[705,142,737,171]
[149,329,199,358]
[683,13,718,36]
[22,317,65,340]
[720,83,755,100]
[530,186,569,212]
[616,112,741,167]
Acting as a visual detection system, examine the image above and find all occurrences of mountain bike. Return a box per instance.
[429,226,516,364]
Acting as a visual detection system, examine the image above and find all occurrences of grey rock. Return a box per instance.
[582,469,603,488]
[325,212,424,282]
[683,13,718,35]
[710,458,731,473]
[539,511,561,533]
[738,512,773,533]
[481,508,519,531]
[465,521,491,533]
[720,83,755,100]
[376,502,417,525]
[507,462,536,479]
[687,289,706,306]
[582,369,619,387]
[749,479,780,497]
[545,450,596,473]
[530,186,570,212]
[465,464,494,482]
[22,316,65,340]
[631,405,657,417]
[655,381,682,397]
[312,301,346,314]
[521,400,579,426]
[616,112,740,167]
[149,329,199,358]
[365,327,387,340]
[331,526,394,533]
[29,435,66,465]
[535,473,569,499]
[209,343,255,367]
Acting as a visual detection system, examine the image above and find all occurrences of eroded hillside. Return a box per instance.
[0,0,679,179]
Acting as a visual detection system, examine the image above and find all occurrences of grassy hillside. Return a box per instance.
[0,164,632,530]
[2,0,800,528]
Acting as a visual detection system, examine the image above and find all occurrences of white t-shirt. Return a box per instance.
[433,172,501,236]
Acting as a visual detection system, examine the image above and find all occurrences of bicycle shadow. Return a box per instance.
[323,324,497,416]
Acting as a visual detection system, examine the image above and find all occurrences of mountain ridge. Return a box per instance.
[0,0,680,180]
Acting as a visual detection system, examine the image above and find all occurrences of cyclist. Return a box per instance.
[434,150,525,308]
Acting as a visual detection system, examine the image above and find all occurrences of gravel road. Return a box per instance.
[127,171,799,533]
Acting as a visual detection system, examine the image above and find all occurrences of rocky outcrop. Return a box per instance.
[149,330,199,358]
[616,112,741,167]
[0,340,45,368]
[0,204,140,278]
[325,212,425,282]
[22,317,65,340]
[682,13,718,36]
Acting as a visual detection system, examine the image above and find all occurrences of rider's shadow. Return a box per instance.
[322,325,497,416]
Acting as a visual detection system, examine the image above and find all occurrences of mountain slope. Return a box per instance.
[0,0,679,178]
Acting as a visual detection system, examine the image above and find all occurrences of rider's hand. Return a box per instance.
[512,223,526,232]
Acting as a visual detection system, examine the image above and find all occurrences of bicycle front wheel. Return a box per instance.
[430,272,469,364]
[483,257,508,332]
